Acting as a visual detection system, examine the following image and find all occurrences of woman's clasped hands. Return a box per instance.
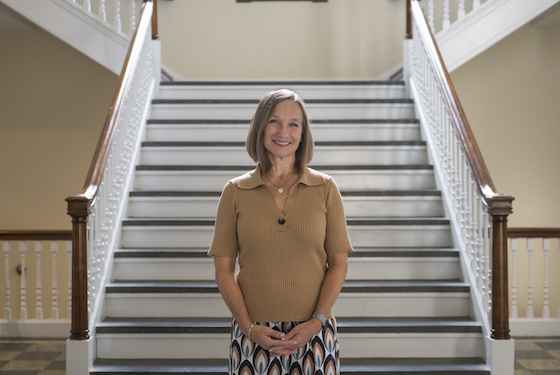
[249,319,323,358]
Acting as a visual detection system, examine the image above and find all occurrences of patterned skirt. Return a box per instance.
[229,318,340,375]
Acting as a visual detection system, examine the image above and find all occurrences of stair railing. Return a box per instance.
[65,0,158,341]
[65,0,141,37]
[425,0,491,34]
[405,0,514,340]
[508,228,560,335]
[1,231,72,324]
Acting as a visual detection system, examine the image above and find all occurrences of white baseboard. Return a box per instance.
[0,319,70,338]
[510,318,560,336]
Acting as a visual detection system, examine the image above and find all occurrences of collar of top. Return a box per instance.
[236,166,328,190]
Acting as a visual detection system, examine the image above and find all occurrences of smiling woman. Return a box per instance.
[208,89,353,374]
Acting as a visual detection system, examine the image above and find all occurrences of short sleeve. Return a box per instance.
[208,181,239,257]
[324,178,354,254]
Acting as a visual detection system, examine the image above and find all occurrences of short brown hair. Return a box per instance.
[246,89,314,174]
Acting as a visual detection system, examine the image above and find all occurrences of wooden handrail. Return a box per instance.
[0,230,72,241]
[508,228,560,238]
[407,0,514,340]
[65,0,157,341]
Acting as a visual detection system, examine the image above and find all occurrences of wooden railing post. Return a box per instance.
[66,195,91,341]
[152,0,159,40]
[489,194,514,340]
[406,0,413,39]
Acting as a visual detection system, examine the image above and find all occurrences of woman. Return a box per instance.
[208,89,353,375]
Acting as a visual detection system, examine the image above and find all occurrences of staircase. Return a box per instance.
[90,81,489,374]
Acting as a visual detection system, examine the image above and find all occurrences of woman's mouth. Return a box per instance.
[273,140,291,146]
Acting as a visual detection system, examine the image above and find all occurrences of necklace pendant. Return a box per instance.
[278,187,284,194]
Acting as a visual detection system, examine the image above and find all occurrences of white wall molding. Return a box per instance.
[510,318,560,337]
[0,0,129,74]
[437,0,560,72]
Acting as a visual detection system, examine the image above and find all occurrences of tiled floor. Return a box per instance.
[0,337,559,374]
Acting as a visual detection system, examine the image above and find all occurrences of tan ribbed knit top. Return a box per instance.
[208,167,353,323]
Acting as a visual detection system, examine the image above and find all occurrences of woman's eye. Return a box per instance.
[290,123,299,127]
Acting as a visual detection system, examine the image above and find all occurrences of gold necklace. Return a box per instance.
[263,173,297,194]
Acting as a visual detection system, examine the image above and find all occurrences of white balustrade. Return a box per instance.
[425,0,493,34]
[1,239,72,321]
[65,0,140,38]
[80,15,156,332]
[509,236,560,321]
[407,8,498,330]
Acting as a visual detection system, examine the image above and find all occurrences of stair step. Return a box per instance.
[92,357,489,374]
[139,141,429,165]
[149,99,416,120]
[133,165,437,191]
[120,217,452,248]
[158,80,406,100]
[96,317,481,335]
[127,189,444,218]
[144,119,421,142]
[113,247,460,281]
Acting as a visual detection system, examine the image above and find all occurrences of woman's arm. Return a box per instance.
[279,252,348,349]
[214,256,298,356]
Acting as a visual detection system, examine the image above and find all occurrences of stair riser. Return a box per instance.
[112,257,460,281]
[150,103,416,120]
[104,293,470,318]
[121,225,452,248]
[139,146,429,166]
[127,196,444,218]
[145,124,421,142]
[158,85,406,100]
[95,333,481,359]
[133,170,437,191]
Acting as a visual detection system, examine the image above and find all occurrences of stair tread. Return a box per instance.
[146,118,420,124]
[121,217,450,226]
[152,99,414,105]
[129,189,442,197]
[114,247,459,259]
[141,141,426,147]
[96,317,481,334]
[135,164,434,171]
[160,80,405,86]
[91,357,489,373]
[105,279,469,294]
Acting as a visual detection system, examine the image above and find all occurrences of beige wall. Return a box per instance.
[158,0,407,80]
[0,27,118,230]
[450,24,560,228]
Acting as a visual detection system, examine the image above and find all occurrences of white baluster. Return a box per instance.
[428,0,435,32]
[84,0,91,13]
[67,240,72,319]
[19,241,27,320]
[114,0,122,33]
[473,0,482,11]
[511,238,518,318]
[35,241,43,320]
[443,0,451,30]
[3,241,11,320]
[543,238,550,319]
[51,240,59,320]
[458,0,466,19]
[130,0,137,35]
[99,0,107,23]
[527,238,534,318]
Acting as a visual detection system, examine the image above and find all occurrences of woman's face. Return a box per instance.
[263,99,303,163]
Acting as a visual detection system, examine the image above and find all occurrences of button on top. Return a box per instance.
[278,218,286,225]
